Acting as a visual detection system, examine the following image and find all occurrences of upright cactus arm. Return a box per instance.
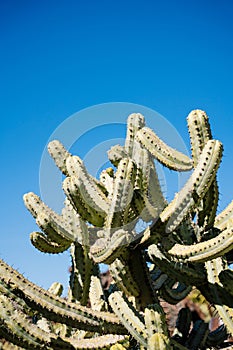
[215,200,233,231]
[124,113,145,156]
[187,109,218,230]
[135,126,193,171]
[108,291,148,347]
[108,145,127,167]
[47,140,71,176]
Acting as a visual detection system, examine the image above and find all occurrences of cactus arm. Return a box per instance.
[63,334,129,349]
[146,305,171,350]
[148,244,206,285]
[108,145,127,167]
[89,229,130,264]
[108,291,148,347]
[63,176,105,227]
[69,242,97,305]
[30,231,70,254]
[124,113,145,156]
[136,126,193,171]
[0,295,52,349]
[66,155,109,214]
[187,109,219,229]
[215,200,233,231]
[167,226,233,263]
[104,158,136,229]
[0,259,126,334]
[219,269,233,297]
[159,139,222,233]
[99,168,114,197]
[205,258,233,335]
[89,276,108,312]
[47,140,71,176]
[109,257,140,298]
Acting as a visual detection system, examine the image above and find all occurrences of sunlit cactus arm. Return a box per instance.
[47,140,71,176]
[124,113,145,156]
[30,231,70,254]
[145,305,171,350]
[63,176,105,227]
[62,334,130,349]
[167,226,233,263]
[89,229,130,264]
[108,145,127,167]
[104,158,136,230]
[108,291,148,347]
[89,276,108,312]
[135,126,193,171]
[0,260,126,334]
[0,340,25,350]
[66,155,109,215]
[158,139,222,234]
[99,168,114,198]
[187,109,218,230]
[215,200,233,231]
[204,258,233,335]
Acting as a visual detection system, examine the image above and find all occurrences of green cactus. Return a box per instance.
[1,110,233,349]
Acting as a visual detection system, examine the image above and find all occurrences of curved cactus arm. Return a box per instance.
[108,145,127,167]
[66,155,109,214]
[167,226,233,263]
[89,229,130,264]
[63,177,105,227]
[136,126,193,171]
[215,200,233,231]
[148,244,206,286]
[158,139,223,234]
[0,340,25,350]
[205,258,233,335]
[47,140,71,176]
[30,231,70,254]
[125,113,145,156]
[0,259,126,335]
[108,291,148,347]
[159,280,192,305]
[104,158,136,230]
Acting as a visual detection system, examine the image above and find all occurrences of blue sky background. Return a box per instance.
[1,0,233,293]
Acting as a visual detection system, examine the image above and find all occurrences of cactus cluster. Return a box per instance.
[1,110,233,349]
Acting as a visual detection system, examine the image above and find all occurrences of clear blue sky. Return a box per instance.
[1,0,233,293]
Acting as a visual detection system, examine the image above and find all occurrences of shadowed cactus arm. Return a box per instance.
[135,126,193,171]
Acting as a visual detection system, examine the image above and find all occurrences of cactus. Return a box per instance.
[1,109,233,349]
